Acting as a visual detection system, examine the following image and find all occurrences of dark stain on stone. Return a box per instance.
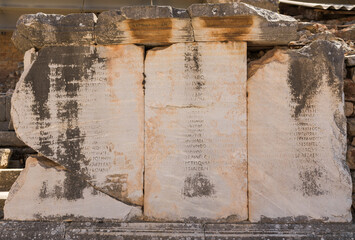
[63,171,87,200]
[127,18,172,44]
[298,168,325,197]
[182,172,215,198]
[39,181,48,199]
[201,16,254,40]
[287,41,344,119]
[102,174,128,200]
[184,44,206,92]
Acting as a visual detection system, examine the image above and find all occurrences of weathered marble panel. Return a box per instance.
[95,6,193,45]
[248,40,352,222]
[144,42,247,221]
[188,3,297,46]
[12,45,144,206]
[4,156,141,220]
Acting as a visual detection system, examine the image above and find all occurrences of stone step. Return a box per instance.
[0,169,22,191]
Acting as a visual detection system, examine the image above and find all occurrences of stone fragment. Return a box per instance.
[12,13,97,52]
[348,118,355,137]
[351,138,355,147]
[0,169,21,191]
[144,42,247,221]
[344,79,355,102]
[248,41,352,222]
[188,2,297,45]
[345,102,354,117]
[346,55,355,67]
[335,25,355,41]
[0,96,6,122]
[95,6,193,45]
[0,149,13,169]
[349,68,355,82]
[205,0,279,11]
[0,132,26,147]
[12,45,144,205]
[347,146,355,170]
[4,156,141,220]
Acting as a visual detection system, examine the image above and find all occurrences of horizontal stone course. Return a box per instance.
[12,3,297,52]
[1,221,355,240]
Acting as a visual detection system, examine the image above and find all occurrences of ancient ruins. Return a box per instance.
[0,0,355,238]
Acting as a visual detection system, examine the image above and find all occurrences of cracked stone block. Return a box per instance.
[0,149,13,169]
[205,0,279,11]
[188,2,297,46]
[11,45,144,206]
[12,13,97,52]
[248,40,352,222]
[95,6,193,45]
[4,156,141,220]
[144,42,247,221]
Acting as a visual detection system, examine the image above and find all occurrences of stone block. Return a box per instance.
[0,169,21,191]
[205,0,279,11]
[95,6,193,45]
[12,45,144,206]
[144,42,247,221]
[0,132,26,147]
[0,149,13,169]
[348,118,355,137]
[345,102,354,117]
[0,96,6,122]
[347,146,355,170]
[346,55,355,67]
[344,79,355,102]
[248,40,352,222]
[12,13,97,52]
[4,156,141,220]
[188,2,297,45]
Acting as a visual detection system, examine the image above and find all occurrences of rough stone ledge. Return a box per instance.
[12,3,297,52]
[0,221,355,239]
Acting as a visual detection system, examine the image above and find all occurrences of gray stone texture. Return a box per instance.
[346,55,355,67]
[95,6,193,45]
[12,13,96,51]
[0,221,355,239]
[0,132,26,147]
[0,96,6,122]
[188,2,297,45]
[205,0,279,12]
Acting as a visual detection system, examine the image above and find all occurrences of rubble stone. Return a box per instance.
[346,55,355,67]
[0,149,12,169]
[248,41,352,222]
[345,102,354,117]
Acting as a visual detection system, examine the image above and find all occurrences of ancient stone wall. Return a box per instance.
[2,2,354,224]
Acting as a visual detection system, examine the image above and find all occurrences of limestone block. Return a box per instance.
[11,45,144,206]
[0,132,26,147]
[144,42,247,221]
[188,2,297,45]
[12,13,97,52]
[248,40,352,222]
[4,157,141,220]
[0,169,21,191]
[96,6,193,45]
[205,0,279,12]
[0,149,13,169]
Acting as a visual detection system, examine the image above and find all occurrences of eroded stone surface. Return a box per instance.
[0,149,12,169]
[205,0,279,11]
[248,40,352,222]
[95,6,193,45]
[12,13,97,52]
[188,2,297,45]
[144,42,247,221]
[4,157,141,220]
[12,45,144,205]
